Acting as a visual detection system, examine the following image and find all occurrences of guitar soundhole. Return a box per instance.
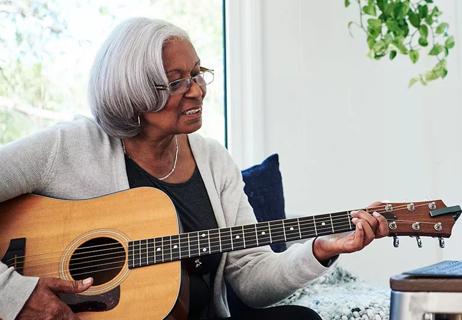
[69,237,125,286]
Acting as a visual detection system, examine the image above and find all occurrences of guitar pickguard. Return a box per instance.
[59,286,120,313]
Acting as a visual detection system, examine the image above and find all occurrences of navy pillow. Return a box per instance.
[241,154,287,252]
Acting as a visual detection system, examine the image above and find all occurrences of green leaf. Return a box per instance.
[409,50,419,63]
[367,18,382,38]
[419,25,428,38]
[429,44,443,56]
[344,0,350,7]
[445,36,455,49]
[425,0,433,3]
[425,15,433,25]
[418,5,428,19]
[367,36,376,49]
[377,0,386,11]
[389,50,397,60]
[392,37,409,54]
[418,37,428,47]
[363,5,377,16]
[436,22,449,34]
[408,10,420,28]
[409,77,419,87]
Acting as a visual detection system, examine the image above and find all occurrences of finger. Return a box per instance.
[367,201,383,209]
[61,301,80,320]
[349,221,365,252]
[47,277,93,294]
[351,210,379,233]
[372,211,390,237]
[358,219,375,246]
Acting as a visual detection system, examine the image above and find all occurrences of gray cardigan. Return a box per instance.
[0,117,333,319]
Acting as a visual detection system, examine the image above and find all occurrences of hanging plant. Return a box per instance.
[344,0,455,86]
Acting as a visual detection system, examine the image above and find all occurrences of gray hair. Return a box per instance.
[88,17,190,138]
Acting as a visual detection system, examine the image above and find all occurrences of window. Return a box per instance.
[0,0,225,144]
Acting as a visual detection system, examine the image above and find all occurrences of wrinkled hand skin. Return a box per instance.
[17,277,93,320]
[313,202,389,262]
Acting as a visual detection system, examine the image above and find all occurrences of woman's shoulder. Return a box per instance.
[188,133,230,159]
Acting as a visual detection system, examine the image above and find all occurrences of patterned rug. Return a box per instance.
[277,266,390,320]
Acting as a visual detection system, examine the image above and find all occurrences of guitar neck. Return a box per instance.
[128,210,356,269]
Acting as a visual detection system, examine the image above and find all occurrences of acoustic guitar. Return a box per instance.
[0,187,460,319]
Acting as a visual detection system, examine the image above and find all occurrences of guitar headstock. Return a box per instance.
[370,201,461,248]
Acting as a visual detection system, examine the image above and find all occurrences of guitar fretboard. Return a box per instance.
[128,210,354,269]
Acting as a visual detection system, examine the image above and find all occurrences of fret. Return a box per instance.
[209,229,220,254]
[220,228,232,252]
[282,220,287,241]
[315,214,334,236]
[256,223,270,246]
[284,218,301,241]
[231,226,244,250]
[128,241,134,269]
[143,239,148,266]
[179,233,189,259]
[187,233,191,257]
[268,221,272,243]
[329,214,335,233]
[134,240,140,268]
[189,232,199,257]
[241,225,246,248]
[254,224,259,246]
[333,211,354,232]
[297,218,302,239]
[243,224,257,249]
[199,230,209,255]
[313,216,318,236]
[207,230,211,254]
[269,220,284,244]
[148,238,155,265]
[299,216,316,239]
[171,235,180,261]
[155,237,162,263]
[162,236,171,262]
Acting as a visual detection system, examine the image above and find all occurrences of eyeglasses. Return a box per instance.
[155,67,214,95]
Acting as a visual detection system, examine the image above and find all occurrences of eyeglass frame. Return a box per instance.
[155,67,214,95]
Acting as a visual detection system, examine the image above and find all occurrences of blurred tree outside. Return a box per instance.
[0,0,224,144]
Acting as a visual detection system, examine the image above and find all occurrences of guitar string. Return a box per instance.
[4,202,415,266]
[18,217,446,275]
[28,224,361,278]
[27,218,442,279]
[5,202,444,269]
[4,202,442,267]
[4,202,430,264]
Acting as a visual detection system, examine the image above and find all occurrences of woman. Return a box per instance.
[0,18,389,320]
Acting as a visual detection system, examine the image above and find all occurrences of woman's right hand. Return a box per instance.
[17,277,93,320]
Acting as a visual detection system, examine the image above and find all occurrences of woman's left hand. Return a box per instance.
[312,202,390,262]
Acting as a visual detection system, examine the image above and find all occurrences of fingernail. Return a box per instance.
[372,211,380,217]
[357,222,363,230]
[83,277,93,285]
[351,211,358,217]
[351,218,358,223]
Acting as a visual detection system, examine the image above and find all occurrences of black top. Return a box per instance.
[125,156,222,319]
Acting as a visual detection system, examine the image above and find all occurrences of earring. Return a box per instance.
[137,115,141,127]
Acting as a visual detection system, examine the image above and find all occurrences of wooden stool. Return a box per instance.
[390,274,462,320]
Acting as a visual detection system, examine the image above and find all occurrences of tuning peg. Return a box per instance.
[416,236,422,248]
[439,237,445,248]
[393,236,399,248]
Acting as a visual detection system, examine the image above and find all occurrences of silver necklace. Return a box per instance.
[122,136,179,181]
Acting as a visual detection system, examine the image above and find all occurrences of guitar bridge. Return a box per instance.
[1,238,26,274]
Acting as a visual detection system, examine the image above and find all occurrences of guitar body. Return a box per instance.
[0,188,182,320]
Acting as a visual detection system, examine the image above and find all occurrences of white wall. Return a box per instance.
[227,0,462,286]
